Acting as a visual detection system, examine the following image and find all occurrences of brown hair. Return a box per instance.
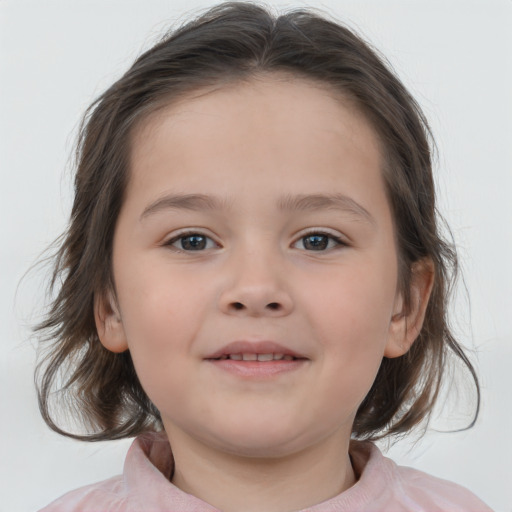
[35,1,479,441]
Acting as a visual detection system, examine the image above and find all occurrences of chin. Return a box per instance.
[205,421,321,459]
[220,439,302,459]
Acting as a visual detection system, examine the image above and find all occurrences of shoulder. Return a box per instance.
[37,434,155,512]
[37,432,218,512]
[393,461,493,511]
[346,440,493,512]
[37,475,126,512]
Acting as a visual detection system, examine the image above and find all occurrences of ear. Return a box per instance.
[384,258,434,358]
[94,290,128,353]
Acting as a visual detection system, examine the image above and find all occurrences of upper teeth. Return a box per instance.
[219,353,295,361]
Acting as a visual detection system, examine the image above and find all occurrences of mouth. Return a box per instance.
[205,340,308,361]
[209,353,302,361]
[205,340,308,378]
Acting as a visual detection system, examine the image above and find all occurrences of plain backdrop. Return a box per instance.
[1,0,511,510]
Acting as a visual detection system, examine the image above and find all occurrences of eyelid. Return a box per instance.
[160,227,349,251]
[162,228,221,250]
[293,227,348,242]
[291,228,349,250]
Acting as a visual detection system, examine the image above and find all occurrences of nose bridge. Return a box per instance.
[218,235,293,317]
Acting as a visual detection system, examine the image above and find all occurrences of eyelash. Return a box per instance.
[293,230,347,251]
[163,230,219,252]
[163,230,347,252]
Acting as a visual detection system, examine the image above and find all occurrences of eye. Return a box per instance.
[166,232,218,251]
[293,232,345,251]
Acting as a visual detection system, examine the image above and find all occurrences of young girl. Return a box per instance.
[35,2,492,510]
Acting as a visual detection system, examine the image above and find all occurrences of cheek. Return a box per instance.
[117,254,205,336]
[114,262,206,395]
[308,257,397,338]
[302,259,397,400]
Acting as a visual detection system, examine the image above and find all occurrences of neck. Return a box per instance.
[166,427,356,512]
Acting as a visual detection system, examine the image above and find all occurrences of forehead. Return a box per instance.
[127,75,386,209]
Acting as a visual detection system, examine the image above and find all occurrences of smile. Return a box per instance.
[205,340,308,361]
[212,353,300,361]
[205,341,308,378]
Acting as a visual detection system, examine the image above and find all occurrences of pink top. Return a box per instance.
[39,432,492,511]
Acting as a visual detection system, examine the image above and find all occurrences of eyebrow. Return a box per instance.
[140,193,227,220]
[277,193,375,225]
[140,192,375,226]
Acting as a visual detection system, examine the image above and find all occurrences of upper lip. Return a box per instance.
[206,340,308,359]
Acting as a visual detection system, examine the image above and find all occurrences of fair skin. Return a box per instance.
[95,75,433,512]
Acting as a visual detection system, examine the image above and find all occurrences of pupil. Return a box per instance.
[304,235,328,250]
[181,235,206,250]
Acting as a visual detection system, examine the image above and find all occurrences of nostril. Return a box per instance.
[225,301,287,315]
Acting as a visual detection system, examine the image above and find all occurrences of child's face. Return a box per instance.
[98,76,410,457]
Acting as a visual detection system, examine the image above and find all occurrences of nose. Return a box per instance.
[218,246,294,318]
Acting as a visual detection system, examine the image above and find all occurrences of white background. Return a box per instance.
[1,0,511,510]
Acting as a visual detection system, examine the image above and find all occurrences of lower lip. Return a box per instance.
[206,359,307,378]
